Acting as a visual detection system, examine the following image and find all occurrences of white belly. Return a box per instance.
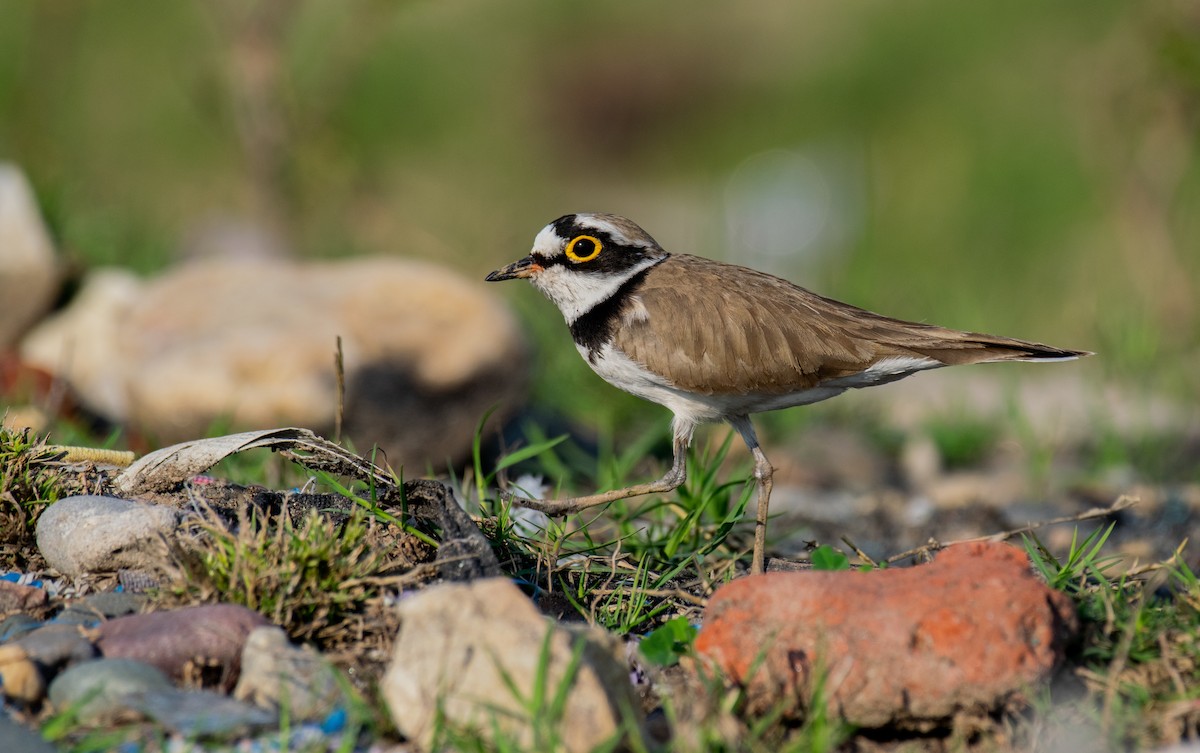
[581,342,849,426]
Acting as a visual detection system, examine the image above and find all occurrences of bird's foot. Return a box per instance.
[502,474,685,517]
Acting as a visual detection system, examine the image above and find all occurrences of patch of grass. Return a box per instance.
[0,426,71,505]
[0,426,100,568]
[578,431,754,568]
[1026,527,1200,750]
[176,502,416,645]
[1024,523,1121,595]
[475,423,753,635]
[663,650,854,753]
[577,555,688,634]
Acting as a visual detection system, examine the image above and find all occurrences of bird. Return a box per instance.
[486,213,1090,575]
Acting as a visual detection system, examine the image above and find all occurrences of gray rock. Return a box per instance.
[0,614,43,643]
[51,657,277,738]
[54,591,147,626]
[383,577,638,753]
[1,623,96,703]
[13,623,95,668]
[0,712,58,753]
[234,626,342,721]
[47,658,172,723]
[132,688,278,739]
[35,495,180,578]
[0,163,60,349]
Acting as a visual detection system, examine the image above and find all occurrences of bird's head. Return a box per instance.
[486,213,669,322]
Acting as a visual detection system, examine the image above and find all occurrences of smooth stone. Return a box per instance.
[18,268,141,419]
[0,614,43,643]
[54,592,147,626]
[132,688,278,739]
[0,163,60,349]
[47,658,172,723]
[35,495,180,579]
[383,577,638,753]
[24,255,527,471]
[95,604,270,690]
[234,626,342,721]
[12,624,95,669]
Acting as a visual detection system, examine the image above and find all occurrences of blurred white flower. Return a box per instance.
[508,473,551,536]
[510,473,549,500]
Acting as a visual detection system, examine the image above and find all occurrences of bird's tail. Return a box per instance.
[907,334,1092,367]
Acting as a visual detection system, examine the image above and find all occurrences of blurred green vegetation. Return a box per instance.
[1,0,1197,434]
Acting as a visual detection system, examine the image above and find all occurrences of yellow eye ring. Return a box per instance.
[565,235,603,263]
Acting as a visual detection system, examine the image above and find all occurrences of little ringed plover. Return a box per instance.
[486,213,1090,575]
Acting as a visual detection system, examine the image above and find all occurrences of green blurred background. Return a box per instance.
[2,0,1198,430]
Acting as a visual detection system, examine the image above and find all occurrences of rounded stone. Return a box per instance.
[95,604,270,690]
[233,626,341,721]
[383,577,637,753]
[0,163,60,349]
[47,658,172,723]
[117,256,527,470]
[35,496,180,579]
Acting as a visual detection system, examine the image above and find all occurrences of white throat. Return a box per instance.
[531,257,662,324]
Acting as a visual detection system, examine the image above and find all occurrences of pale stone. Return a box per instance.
[35,495,180,578]
[19,268,142,419]
[20,253,527,471]
[0,164,60,348]
[114,256,525,470]
[234,626,341,721]
[382,578,638,753]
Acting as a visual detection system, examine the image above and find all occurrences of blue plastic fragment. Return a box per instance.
[321,706,348,734]
[1,572,45,589]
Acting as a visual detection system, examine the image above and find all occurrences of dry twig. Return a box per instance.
[885,495,1139,565]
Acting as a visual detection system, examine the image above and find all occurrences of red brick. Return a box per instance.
[694,542,1078,728]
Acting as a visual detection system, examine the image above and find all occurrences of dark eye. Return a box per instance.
[565,235,602,263]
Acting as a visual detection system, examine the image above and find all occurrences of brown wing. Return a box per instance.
[611,255,1087,396]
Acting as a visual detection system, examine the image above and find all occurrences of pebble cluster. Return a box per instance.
[0,487,1084,750]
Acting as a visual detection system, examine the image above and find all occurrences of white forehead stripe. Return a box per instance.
[531,224,565,258]
[575,215,639,247]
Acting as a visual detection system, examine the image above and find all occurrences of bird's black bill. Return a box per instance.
[485,256,540,282]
